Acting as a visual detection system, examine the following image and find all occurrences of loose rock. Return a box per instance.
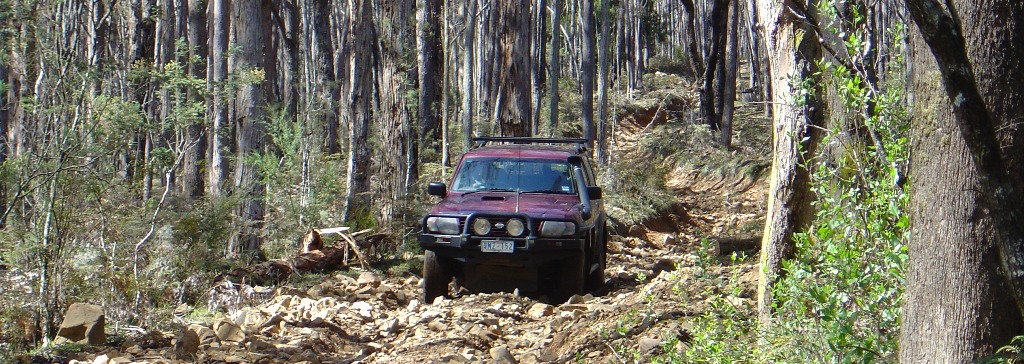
[55,303,106,346]
[490,345,518,364]
[527,303,553,319]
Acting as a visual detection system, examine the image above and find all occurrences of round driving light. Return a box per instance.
[506,219,525,236]
[472,218,491,235]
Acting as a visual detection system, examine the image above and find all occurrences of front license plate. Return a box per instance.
[481,240,514,253]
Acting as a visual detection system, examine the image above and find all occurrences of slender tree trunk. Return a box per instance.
[718,0,740,148]
[341,0,375,221]
[207,0,229,198]
[181,0,207,200]
[0,63,7,219]
[580,0,596,148]
[745,0,768,106]
[306,0,339,155]
[548,0,562,135]
[462,0,477,150]
[414,0,442,183]
[230,0,270,256]
[680,0,704,77]
[700,0,729,131]
[154,0,175,192]
[596,0,610,163]
[531,0,547,135]
[900,0,1024,360]
[756,0,822,331]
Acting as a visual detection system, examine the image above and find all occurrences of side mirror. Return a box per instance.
[427,182,447,197]
[587,186,602,200]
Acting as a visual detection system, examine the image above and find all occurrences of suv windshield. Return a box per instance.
[451,158,576,194]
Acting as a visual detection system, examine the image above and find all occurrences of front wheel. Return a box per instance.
[585,227,607,291]
[552,253,585,304]
[422,250,453,303]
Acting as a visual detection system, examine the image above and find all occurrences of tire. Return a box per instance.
[585,227,607,292]
[552,252,585,304]
[422,250,453,303]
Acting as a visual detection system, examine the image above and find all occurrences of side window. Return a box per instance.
[581,157,596,186]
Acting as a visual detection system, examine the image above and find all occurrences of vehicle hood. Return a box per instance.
[430,192,581,220]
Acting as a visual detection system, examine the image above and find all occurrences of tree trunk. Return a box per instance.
[680,0,704,77]
[548,0,562,135]
[207,0,229,198]
[745,0,767,104]
[461,0,477,150]
[718,0,740,148]
[580,0,596,148]
[756,0,822,331]
[181,0,207,200]
[0,63,7,218]
[531,0,547,135]
[595,0,611,163]
[414,0,442,183]
[493,0,533,136]
[341,0,375,222]
[304,0,339,155]
[700,0,729,131]
[900,0,1024,360]
[230,0,270,256]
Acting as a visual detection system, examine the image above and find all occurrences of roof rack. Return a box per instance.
[473,137,589,152]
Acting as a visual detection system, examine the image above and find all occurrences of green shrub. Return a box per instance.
[761,9,910,362]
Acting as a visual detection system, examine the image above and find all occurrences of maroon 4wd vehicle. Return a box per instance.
[419,137,607,303]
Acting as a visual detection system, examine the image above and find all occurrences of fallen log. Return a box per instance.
[213,228,386,286]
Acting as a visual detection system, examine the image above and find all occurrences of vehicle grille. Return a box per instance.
[467,217,533,238]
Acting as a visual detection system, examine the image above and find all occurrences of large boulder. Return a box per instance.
[54,303,105,346]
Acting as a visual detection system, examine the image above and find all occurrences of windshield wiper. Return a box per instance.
[461,188,516,195]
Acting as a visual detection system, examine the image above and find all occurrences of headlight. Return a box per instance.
[540,221,576,237]
[472,218,491,235]
[426,217,460,235]
[506,219,525,236]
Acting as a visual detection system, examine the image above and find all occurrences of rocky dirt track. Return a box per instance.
[61,160,765,364]
[65,80,769,363]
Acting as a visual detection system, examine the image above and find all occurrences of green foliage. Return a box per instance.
[646,253,758,364]
[979,336,1024,364]
[648,54,691,77]
[762,8,910,362]
[256,107,347,259]
[602,153,675,226]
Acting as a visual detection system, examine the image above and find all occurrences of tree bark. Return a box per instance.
[414,0,442,182]
[0,63,7,219]
[207,0,230,198]
[700,0,729,131]
[548,0,562,135]
[756,0,821,331]
[531,0,547,135]
[181,0,207,200]
[679,0,704,77]
[745,0,767,104]
[900,0,1024,360]
[595,0,611,163]
[461,0,477,149]
[493,0,533,136]
[341,0,375,221]
[230,0,271,255]
[580,0,596,148]
[718,0,740,148]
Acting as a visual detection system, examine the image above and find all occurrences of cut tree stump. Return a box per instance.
[213,228,388,286]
